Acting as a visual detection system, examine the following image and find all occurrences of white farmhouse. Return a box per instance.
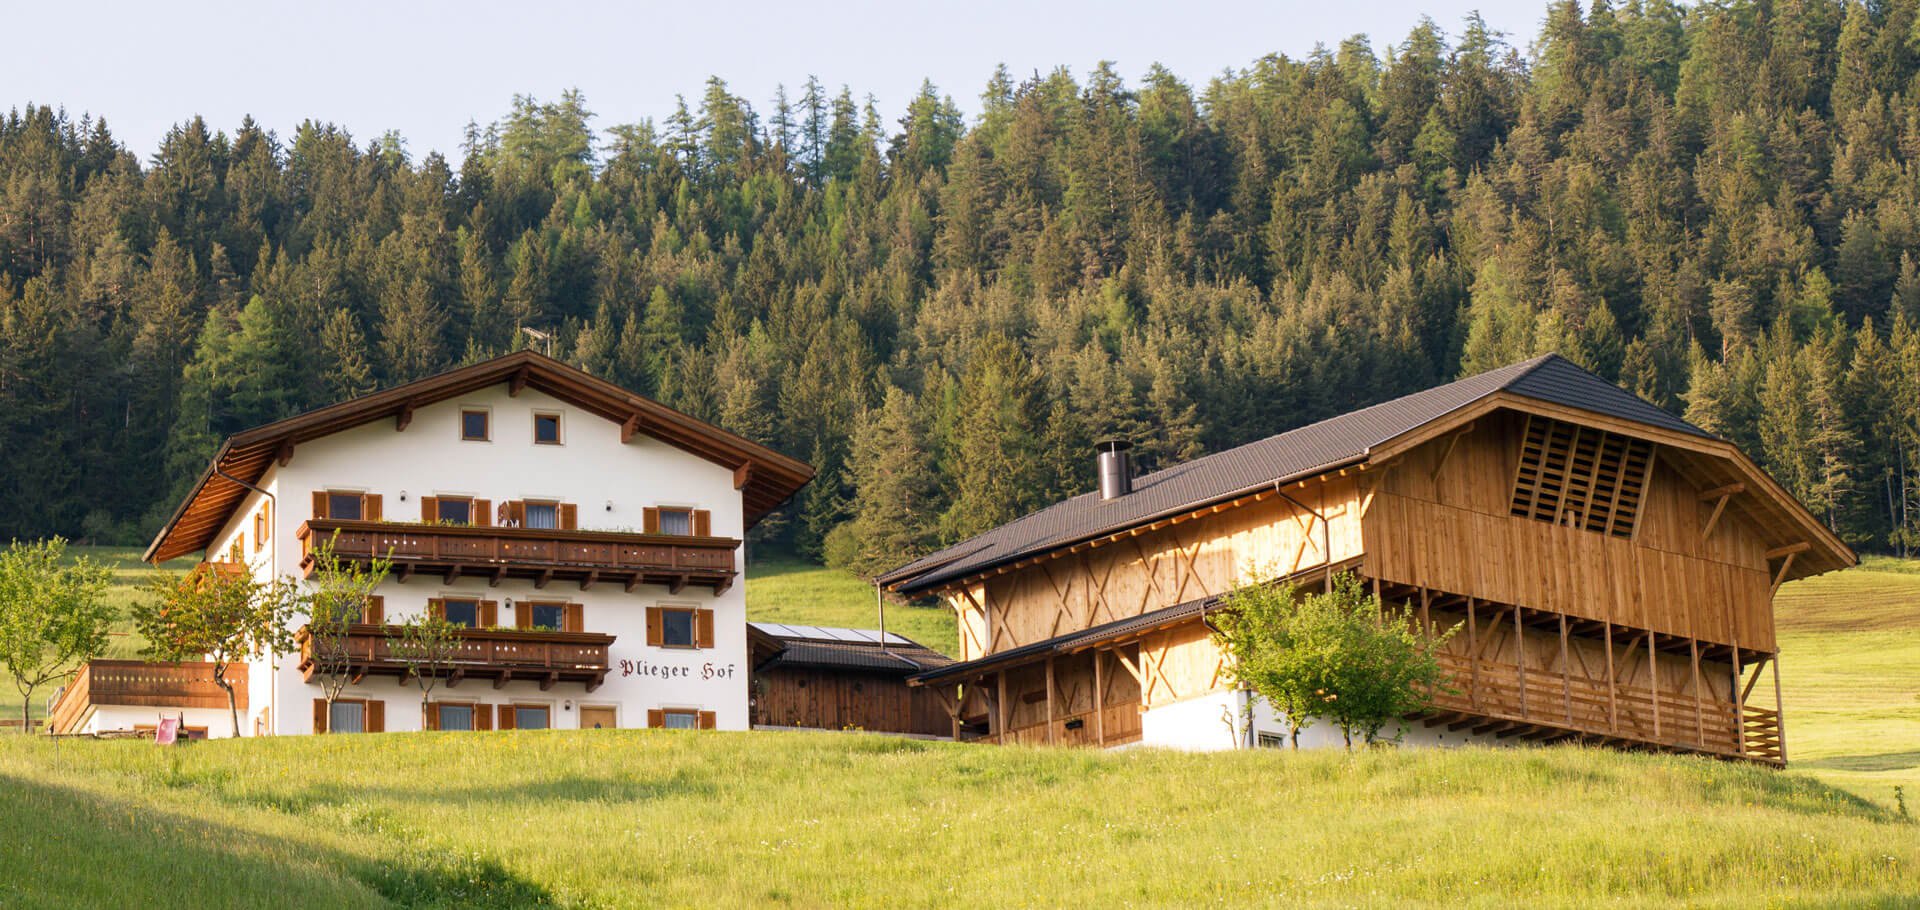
[47,351,812,738]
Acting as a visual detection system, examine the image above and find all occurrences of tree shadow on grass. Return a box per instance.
[1796,750,1920,773]
[0,773,555,909]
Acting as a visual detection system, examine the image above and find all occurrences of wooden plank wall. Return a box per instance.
[754,668,950,736]
[941,476,1367,662]
[1366,414,1776,651]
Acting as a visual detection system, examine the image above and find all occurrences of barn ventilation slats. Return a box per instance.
[1510,417,1653,538]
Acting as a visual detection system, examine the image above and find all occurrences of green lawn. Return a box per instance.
[4,548,1918,907]
[1774,556,1920,806]
[745,553,955,653]
[1,731,1915,908]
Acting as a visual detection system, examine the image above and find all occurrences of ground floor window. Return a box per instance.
[1257,732,1286,749]
[660,709,700,730]
[330,701,365,734]
[438,704,474,731]
[514,705,550,730]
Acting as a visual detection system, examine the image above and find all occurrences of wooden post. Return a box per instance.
[1468,598,1479,712]
[1420,587,1431,637]
[996,671,1009,745]
[1730,644,1745,757]
[1648,633,1661,743]
[1093,650,1106,746]
[1604,621,1617,733]
[1690,638,1704,748]
[1558,613,1572,727]
[1514,605,1528,719]
[1045,656,1056,746]
[1772,654,1787,763]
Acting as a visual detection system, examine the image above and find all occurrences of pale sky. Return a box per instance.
[5,0,1553,160]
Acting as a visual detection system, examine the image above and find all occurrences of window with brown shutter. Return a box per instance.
[697,711,716,730]
[366,700,384,733]
[312,491,328,520]
[425,703,440,731]
[559,503,578,530]
[496,704,516,730]
[364,493,383,521]
[564,603,584,633]
[362,595,385,625]
[473,499,492,528]
[321,490,371,521]
[646,708,665,729]
[643,507,660,534]
[254,507,269,550]
[229,537,245,563]
[646,607,663,646]
[695,608,714,648]
[525,601,566,631]
[646,606,709,649]
[428,495,473,525]
[692,510,710,537]
[479,600,499,628]
[312,698,327,734]
[515,601,533,630]
[474,705,493,731]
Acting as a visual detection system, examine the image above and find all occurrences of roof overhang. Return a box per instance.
[144,350,814,563]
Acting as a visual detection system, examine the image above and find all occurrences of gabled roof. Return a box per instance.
[880,353,1853,595]
[144,350,813,563]
[747,622,953,674]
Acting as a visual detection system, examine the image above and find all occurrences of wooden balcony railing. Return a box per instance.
[45,660,243,735]
[296,623,615,691]
[298,519,738,594]
[1427,650,1783,764]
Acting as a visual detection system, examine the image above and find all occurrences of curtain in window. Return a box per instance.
[329,702,365,734]
[439,705,473,731]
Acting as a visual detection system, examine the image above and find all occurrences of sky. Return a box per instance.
[5,0,1554,161]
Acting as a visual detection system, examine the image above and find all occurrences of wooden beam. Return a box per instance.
[1093,650,1106,746]
[1772,655,1788,763]
[996,671,1009,745]
[620,414,643,444]
[1559,613,1572,727]
[1771,551,1798,595]
[1766,542,1811,560]
[1697,483,1746,501]
[447,668,465,689]
[668,574,688,595]
[1468,598,1480,712]
[508,366,529,396]
[1430,424,1472,483]
[494,670,513,689]
[733,461,755,490]
[1702,493,1732,542]
[1045,657,1057,745]
[1113,647,1145,685]
[1731,643,1745,758]
[539,671,558,691]
[579,570,598,592]
[1648,633,1661,743]
[395,402,414,432]
[1691,637,1705,748]
[1514,605,1528,720]
[276,440,295,467]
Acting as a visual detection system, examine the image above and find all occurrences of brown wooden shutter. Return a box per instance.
[475,706,493,731]
[696,609,715,648]
[697,710,716,730]
[647,709,665,729]
[514,602,532,630]
[312,491,329,520]
[646,607,663,646]
[643,507,660,534]
[363,595,385,626]
[564,603,584,633]
[497,705,516,730]
[692,510,711,537]
[508,501,525,526]
[429,598,445,621]
[474,500,492,527]
[421,496,438,521]
[560,503,578,530]
[366,700,385,733]
[364,494,383,522]
[480,601,498,628]
[425,703,440,731]
[313,698,328,734]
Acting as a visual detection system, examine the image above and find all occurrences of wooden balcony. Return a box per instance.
[46,661,243,735]
[973,702,1144,748]
[296,623,615,691]
[298,519,738,594]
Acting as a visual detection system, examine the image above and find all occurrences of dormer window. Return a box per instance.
[534,412,563,445]
[461,408,490,441]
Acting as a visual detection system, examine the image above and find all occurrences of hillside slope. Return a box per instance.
[1,733,1915,909]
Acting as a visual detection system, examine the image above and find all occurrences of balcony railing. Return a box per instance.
[296,623,615,691]
[298,519,738,594]
[46,660,244,735]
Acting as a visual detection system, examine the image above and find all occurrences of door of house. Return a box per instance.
[580,706,617,730]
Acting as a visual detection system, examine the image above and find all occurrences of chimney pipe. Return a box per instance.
[1097,440,1133,500]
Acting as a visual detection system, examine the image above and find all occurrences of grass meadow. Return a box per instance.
[0,547,1914,907]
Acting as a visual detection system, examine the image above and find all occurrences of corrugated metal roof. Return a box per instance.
[882,354,1711,594]
[758,638,955,674]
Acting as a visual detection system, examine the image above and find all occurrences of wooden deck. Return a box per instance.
[296,623,615,691]
[298,519,738,594]
[45,660,243,735]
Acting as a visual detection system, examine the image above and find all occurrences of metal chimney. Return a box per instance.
[1097,440,1133,500]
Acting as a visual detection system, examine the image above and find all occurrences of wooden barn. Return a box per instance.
[748,623,953,736]
[880,354,1854,763]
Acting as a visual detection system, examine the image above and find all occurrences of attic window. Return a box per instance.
[1509,416,1654,538]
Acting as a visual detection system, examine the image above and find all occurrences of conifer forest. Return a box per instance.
[5,1,1920,574]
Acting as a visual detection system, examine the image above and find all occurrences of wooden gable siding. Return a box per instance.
[940,476,1366,662]
[1364,412,1776,651]
[753,667,951,736]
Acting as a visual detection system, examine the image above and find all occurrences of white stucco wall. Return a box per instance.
[73,705,244,739]
[194,383,752,735]
[1140,689,1504,751]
